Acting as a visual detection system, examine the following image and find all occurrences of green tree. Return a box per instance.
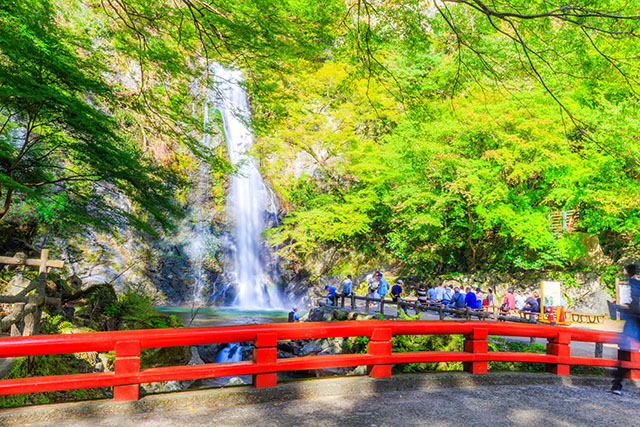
[0,0,180,230]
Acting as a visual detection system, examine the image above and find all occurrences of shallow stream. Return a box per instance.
[154,306,288,328]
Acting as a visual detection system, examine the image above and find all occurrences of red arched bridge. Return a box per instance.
[0,321,638,402]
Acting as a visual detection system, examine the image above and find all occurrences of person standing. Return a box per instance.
[391,279,408,314]
[376,272,389,296]
[365,274,378,313]
[485,289,495,307]
[612,264,640,395]
[342,274,353,297]
[376,272,389,311]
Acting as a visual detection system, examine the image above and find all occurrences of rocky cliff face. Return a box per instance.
[437,271,612,314]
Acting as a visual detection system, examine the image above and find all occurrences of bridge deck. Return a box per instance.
[2,372,637,426]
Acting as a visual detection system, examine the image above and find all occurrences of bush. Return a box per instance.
[487,337,546,372]
[392,334,464,373]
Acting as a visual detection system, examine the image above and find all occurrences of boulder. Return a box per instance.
[569,290,610,315]
[5,274,31,296]
[188,346,205,366]
[442,279,462,288]
[350,365,367,376]
[300,339,324,355]
[141,346,203,394]
[577,234,611,269]
[197,343,230,363]
[226,377,247,386]
[307,307,331,322]
[277,341,299,356]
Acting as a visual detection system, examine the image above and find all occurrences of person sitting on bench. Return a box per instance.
[417,283,427,305]
[464,287,477,309]
[448,287,466,310]
[522,291,540,313]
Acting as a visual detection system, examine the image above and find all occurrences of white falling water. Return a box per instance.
[214,343,243,363]
[211,64,284,310]
[181,81,218,305]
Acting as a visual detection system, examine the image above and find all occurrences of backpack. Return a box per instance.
[288,311,295,323]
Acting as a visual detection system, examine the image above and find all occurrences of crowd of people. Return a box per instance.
[317,273,547,317]
[291,265,640,398]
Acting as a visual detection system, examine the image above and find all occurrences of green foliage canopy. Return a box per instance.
[0,0,182,231]
[254,0,640,274]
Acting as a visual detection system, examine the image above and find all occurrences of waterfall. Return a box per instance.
[173,78,219,305]
[214,343,244,363]
[211,64,285,310]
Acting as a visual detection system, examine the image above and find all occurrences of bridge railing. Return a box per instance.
[0,320,637,402]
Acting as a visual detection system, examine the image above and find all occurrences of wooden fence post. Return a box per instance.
[114,340,140,401]
[546,333,570,376]
[253,332,277,388]
[595,342,603,359]
[463,327,488,374]
[367,328,392,378]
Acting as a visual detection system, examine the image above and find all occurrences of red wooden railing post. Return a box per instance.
[113,340,140,401]
[618,349,640,380]
[546,332,570,376]
[367,328,392,378]
[253,332,277,388]
[463,327,488,374]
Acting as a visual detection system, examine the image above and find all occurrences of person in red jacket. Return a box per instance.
[500,288,516,311]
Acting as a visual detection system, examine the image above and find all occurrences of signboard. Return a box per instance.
[541,281,564,307]
[616,278,632,305]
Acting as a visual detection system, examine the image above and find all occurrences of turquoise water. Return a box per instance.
[155,306,288,328]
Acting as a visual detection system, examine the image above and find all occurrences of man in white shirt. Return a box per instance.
[443,286,454,305]
[434,283,445,302]
[427,284,436,301]
[515,291,526,311]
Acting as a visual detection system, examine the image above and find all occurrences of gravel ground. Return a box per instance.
[22,383,640,427]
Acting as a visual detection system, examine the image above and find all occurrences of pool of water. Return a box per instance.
[154,305,288,328]
[154,305,291,388]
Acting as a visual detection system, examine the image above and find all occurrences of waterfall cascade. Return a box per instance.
[214,343,243,363]
[173,77,220,305]
[211,64,285,310]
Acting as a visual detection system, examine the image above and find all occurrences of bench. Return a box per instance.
[569,312,606,324]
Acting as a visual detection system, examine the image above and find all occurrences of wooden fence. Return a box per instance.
[330,294,537,324]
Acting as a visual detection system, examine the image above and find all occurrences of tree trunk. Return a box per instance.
[0,187,13,221]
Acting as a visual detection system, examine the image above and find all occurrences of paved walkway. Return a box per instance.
[5,373,637,427]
